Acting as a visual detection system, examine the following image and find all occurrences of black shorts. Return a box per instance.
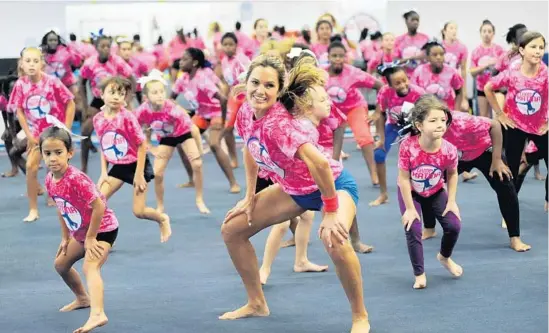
[158,132,193,147]
[96,228,118,246]
[108,155,155,185]
[525,151,542,165]
[135,91,143,104]
[477,90,486,97]
[255,176,274,194]
[90,97,105,109]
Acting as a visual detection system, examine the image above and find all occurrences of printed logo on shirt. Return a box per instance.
[426,84,447,99]
[150,120,174,138]
[100,131,129,160]
[53,196,82,231]
[223,67,235,86]
[93,68,111,87]
[515,89,542,115]
[478,55,495,74]
[25,95,51,119]
[327,86,348,103]
[444,53,458,69]
[45,61,66,78]
[247,137,285,178]
[402,46,420,68]
[183,91,199,110]
[410,164,443,194]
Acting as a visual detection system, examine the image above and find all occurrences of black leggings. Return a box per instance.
[423,150,521,238]
[504,127,548,201]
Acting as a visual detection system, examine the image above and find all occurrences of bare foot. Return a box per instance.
[196,200,211,214]
[437,253,463,277]
[38,188,45,196]
[510,237,531,252]
[413,273,427,289]
[501,218,508,229]
[369,194,388,207]
[1,170,18,178]
[219,303,270,320]
[280,237,296,248]
[341,151,350,160]
[259,267,270,285]
[535,172,546,181]
[352,242,374,254]
[23,210,39,222]
[422,228,437,240]
[177,181,194,188]
[73,313,108,333]
[462,171,478,182]
[159,214,172,243]
[59,298,90,312]
[351,318,371,333]
[230,160,239,169]
[229,184,241,194]
[294,261,328,273]
[47,197,56,207]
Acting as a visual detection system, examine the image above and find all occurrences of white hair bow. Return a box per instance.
[46,115,88,139]
[137,69,167,89]
[116,36,132,44]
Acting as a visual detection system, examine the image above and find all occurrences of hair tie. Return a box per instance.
[46,115,88,139]
[137,69,167,89]
[90,28,105,40]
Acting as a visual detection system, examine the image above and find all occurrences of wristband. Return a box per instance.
[321,195,339,213]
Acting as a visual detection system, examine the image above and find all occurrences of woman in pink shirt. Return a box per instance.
[324,41,384,186]
[441,22,469,111]
[411,40,466,111]
[40,126,118,333]
[397,96,463,289]
[220,55,370,332]
[469,20,505,118]
[485,31,548,210]
[9,47,76,222]
[172,48,240,193]
[394,10,430,76]
[93,77,172,243]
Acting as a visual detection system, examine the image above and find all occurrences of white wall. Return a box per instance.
[385,0,549,96]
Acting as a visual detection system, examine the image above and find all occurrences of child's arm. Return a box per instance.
[133,143,147,192]
[488,119,513,180]
[64,100,76,130]
[85,197,107,259]
[55,211,71,257]
[332,127,345,161]
[398,168,421,231]
[373,104,385,149]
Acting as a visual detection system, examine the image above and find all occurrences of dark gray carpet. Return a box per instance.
[0,141,547,333]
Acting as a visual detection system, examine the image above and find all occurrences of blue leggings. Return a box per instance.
[374,123,400,164]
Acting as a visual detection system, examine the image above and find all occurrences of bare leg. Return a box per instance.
[73,241,112,333]
[181,139,210,214]
[224,128,239,168]
[23,147,41,222]
[369,162,388,206]
[54,238,89,312]
[152,145,175,214]
[133,184,172,243]
[259,220,291,285]
[349,217,374,254]
[176,145,194,188]
[80,106,99,174]
[477,96,492,119]
[208,125,240,193]
[293,211,328,273]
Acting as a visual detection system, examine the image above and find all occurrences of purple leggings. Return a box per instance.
[398,188,461,276]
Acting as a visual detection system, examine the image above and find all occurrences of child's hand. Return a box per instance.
[443,201,461,221]
[133,174,147,193]
[97,173,109,189]
[84,237,105,260]
[402,209,420,231]
[56,238,70,258]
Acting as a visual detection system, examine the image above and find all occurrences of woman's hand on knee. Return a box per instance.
[318,212,349,248]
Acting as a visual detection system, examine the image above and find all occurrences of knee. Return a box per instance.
[132,206,146,219]
[54,258,70,275]
[220,221,239,243]
[82,260,99,276]
[154,170,165,181]
[374,149,387,164]
[190,158,203,171]
[272,221,290,235]
[445,220,461,235]
[325,239,354,263]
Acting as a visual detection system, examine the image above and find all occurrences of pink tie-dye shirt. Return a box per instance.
[444,111,492,161]
[495,52,522,73]
[490,65,548,135]
[173,68,221,119]
[134,100,192,140]
[133,52,156,73]
[93,108,146,165]
[367,50,399,74]
[323,64,377,113]
[443,40,468,69]
[9,74,74,138]
[394,32,430,75]
[126,57,149,92]
[45,165,119,243]
[412,63,464,110]
[236,101,343,195]
[377,84,425,125]
[168,37,190,61]
[80,55,133,98]
[470,44,505,91]
[44,46,81,87]
[221,52,250,87]
[398,135,458,198]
